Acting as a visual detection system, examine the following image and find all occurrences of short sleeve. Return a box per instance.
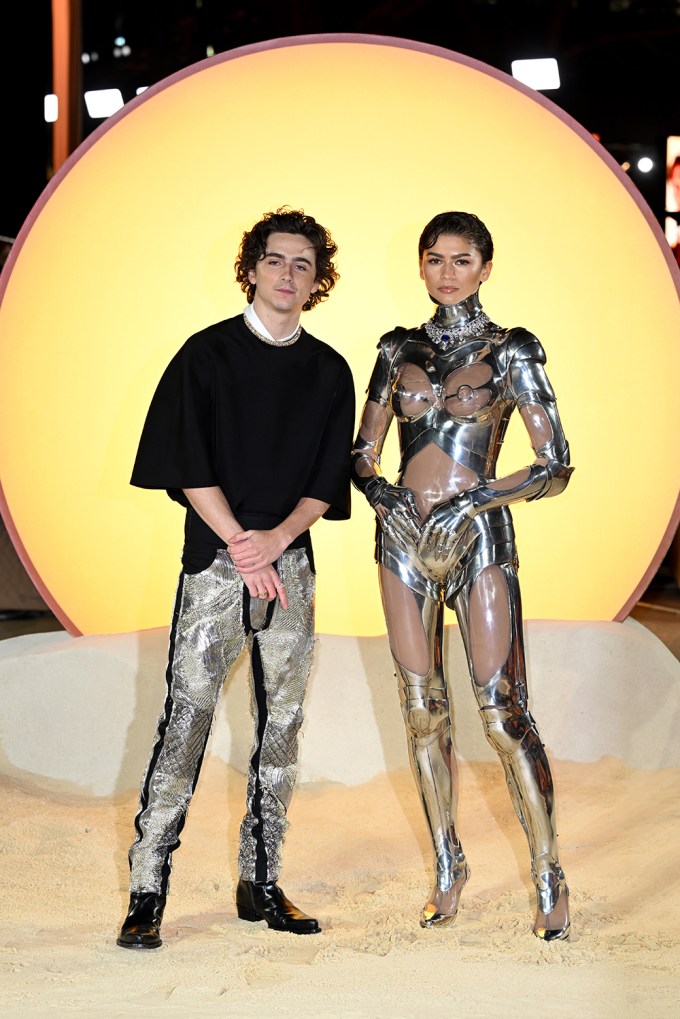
[130,336,218,499]
[303,360,356,520]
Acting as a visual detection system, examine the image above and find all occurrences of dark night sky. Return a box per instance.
[2,0,679,239]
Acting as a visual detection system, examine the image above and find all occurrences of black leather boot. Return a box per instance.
[235,880,320,934]
[116,892,166,949]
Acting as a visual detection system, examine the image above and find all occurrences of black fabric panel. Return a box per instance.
[130,314,355,565]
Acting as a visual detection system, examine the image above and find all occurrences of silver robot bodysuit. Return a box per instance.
[351,291,573,929]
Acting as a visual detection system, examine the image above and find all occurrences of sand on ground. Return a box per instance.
[1,753,679,1018]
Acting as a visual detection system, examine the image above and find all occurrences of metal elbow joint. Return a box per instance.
[528,459,574,501]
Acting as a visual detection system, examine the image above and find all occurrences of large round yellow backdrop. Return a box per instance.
[1,35,679,637]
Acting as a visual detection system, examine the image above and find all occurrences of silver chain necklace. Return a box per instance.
[242,313,301,347]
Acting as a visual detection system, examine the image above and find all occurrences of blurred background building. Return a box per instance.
[2,0,680,240]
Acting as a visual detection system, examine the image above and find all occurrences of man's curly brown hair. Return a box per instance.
[235,207,339,311]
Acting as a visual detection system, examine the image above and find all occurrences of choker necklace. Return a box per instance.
[424,313,490,350]
[423,291,490,350]
[243,313,301,347]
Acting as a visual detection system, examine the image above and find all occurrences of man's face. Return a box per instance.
[248,232,319,318]
[419,233,492,305]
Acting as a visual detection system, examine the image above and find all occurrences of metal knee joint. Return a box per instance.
[478,701,540,758]
[395,662,450,742]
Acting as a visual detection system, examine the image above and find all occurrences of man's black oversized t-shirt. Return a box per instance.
[130,314,355,572]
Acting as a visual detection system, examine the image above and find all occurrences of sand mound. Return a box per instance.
[1,754,678,1017]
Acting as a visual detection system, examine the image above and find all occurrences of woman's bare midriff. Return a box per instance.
[402,442,479,520]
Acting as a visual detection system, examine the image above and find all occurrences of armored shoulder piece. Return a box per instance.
[499,328,554,410]
[367,327,417,406]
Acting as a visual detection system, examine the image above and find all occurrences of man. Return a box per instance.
[117,208,355,949]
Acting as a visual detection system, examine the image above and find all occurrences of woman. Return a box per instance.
[351,211,573,940]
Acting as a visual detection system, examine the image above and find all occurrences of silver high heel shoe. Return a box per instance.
[532,858,570,941]
[420,859,470,929]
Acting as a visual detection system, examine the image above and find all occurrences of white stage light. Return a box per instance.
[84,89,124,118]
[637,157,654,173]
[511,58,560,91]
[44,94,58,123]
[136,86,148,95]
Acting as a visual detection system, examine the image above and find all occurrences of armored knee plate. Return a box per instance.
[396,662,450,744]
[478,701,541,758]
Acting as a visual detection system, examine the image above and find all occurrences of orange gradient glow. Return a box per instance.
[0,35,679,636]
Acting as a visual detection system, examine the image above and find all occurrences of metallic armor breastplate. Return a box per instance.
[388,331,510,480]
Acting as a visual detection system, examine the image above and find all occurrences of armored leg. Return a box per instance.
[454,563,569,939]
[128,551,247,896]
[380,567,468,927]
[238,549,316,883]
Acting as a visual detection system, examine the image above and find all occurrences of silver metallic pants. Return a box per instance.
[128,547,315,895]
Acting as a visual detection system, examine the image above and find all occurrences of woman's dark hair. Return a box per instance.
[235,207,339,310]
[418,211,494,264]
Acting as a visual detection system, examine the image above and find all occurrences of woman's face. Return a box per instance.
[419,233,492,305]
